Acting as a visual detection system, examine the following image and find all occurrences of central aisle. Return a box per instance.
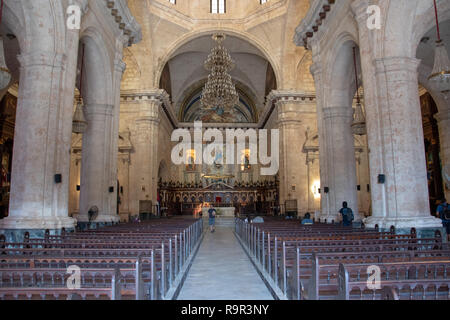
[177,226,274,300]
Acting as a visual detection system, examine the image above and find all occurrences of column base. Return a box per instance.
[0,216,76,231]
[0,227,76,242]
[363,215,443,230]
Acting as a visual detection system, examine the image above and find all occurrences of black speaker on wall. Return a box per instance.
[324,187,329,194]
[357,185,361,191]
[54,174,62,184]
[378,174,386,184]
[109,186,114,193]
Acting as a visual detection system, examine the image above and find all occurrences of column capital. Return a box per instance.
[323,106,354,120]
[84,104,114,117]
[114,58,127,74]
[310,62,322,78]
[350,0,371,25]
[435,109,450,123]
[18,51,67,69]
[375,56,421,74]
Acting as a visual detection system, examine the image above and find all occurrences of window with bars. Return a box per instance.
[260,0,268,4]
[211,0,226,14]
[169,0,176,4]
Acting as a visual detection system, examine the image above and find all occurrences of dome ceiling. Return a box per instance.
[160,34,277,123]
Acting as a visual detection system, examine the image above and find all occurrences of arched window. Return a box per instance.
[211,0,226,14]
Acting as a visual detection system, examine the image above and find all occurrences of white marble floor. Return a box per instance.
[177,227,274,300]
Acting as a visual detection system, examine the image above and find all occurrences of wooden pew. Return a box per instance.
[338,261,450,300]
[0,268,122,300]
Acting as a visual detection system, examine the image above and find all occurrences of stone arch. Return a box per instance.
[411,0,450,55]
[325,33,361,107]
[79,27,114,106]
[153,28,281,90]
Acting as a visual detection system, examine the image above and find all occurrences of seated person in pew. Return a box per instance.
[339,202,354,227]
[301,213,314,225]
[437,198,450,240]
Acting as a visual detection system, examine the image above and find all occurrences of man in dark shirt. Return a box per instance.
[339,202,354,227]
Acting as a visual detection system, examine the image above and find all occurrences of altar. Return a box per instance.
[202,207,236,217]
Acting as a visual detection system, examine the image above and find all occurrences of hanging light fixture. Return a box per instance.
[351,47,366,136]
[428,0,450,93]
[200,33,239,115]
[0,0,12,91]
[72,44,87,134]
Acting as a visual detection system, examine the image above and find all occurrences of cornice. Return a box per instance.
[293,0,337,49]
[120,89,178,129]
[102,0,142,47]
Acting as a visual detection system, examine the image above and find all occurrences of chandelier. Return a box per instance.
[200,33,239,113]
[351,47,366,136]
[429,0,450,93]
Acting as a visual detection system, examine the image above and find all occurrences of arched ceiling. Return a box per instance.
[417,19,450,75]
[161,34,277,123]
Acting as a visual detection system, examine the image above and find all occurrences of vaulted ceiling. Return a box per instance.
[159,34,277,123]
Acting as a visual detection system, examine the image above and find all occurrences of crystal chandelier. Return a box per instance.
[200,33,239,113]
[72,44,87,134]
[429,0,450,93]
[351,47,366,136]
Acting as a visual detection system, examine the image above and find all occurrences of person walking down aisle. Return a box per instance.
[208,204,217,233]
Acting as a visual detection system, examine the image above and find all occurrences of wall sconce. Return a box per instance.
[311,180,321,199]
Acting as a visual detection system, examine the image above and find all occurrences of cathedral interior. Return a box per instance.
[0,0,449,302]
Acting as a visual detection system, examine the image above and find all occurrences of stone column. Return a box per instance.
[277,94,316,216]
[0,50,77,239]
[107,54,126,220]
[351,0,390,227]
[78,104,118,224]
[131,97,161,215]
[366,56,441,229]
[320,107,360,222]
[310,61,333,221]
[435,103,450,201]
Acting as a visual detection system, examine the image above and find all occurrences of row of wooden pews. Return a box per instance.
[235,218,450,300]
[0,218,203,300]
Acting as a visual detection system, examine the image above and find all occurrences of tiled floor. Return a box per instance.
[177,226,274,300]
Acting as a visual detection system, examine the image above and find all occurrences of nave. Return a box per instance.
[0,216,449,300]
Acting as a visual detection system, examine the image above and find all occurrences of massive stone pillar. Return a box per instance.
[310,61,331,221]
[351,0,393,228]
[364,57,441,230]
[78,103,119,224]
[435,100,450,201]
[320,107,360,222]
[0,50,77,239]
[131,96,161,216]
[277,93,316,216]
[107,53,126,220]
